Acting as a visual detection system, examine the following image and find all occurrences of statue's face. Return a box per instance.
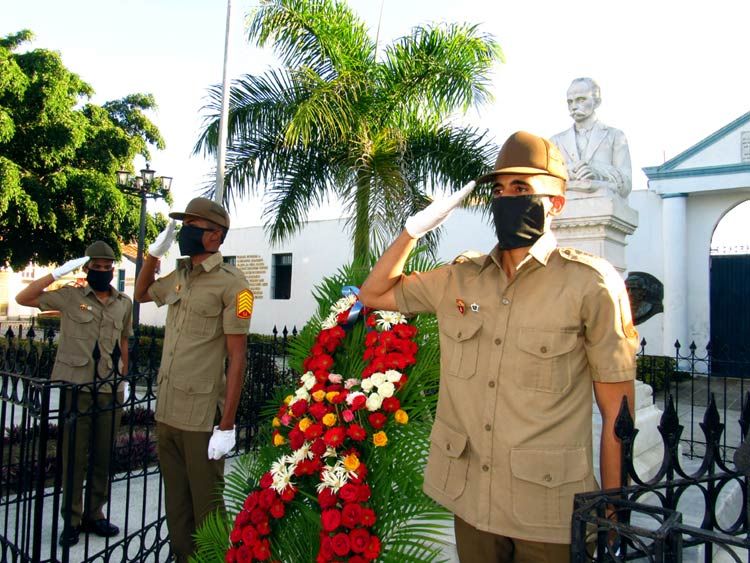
[566,82,597,123]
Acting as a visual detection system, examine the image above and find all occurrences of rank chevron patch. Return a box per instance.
[236,288,254,319]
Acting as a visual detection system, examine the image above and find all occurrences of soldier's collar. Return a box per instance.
[82,283,119,299]
[198,252,224,272]
[480,231,557,272]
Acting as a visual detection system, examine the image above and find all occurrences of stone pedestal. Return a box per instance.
[552,193,638,274]
[592,380,665,484]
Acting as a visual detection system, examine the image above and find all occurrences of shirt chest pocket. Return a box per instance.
[67,309,95,338]
[514,328,580,393]
[188,299,222,338]
[440,314,483,379]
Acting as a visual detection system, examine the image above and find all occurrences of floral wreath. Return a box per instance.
[226,289,418,562]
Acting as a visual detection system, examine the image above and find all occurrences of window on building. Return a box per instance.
[117,269,126,292]
[272,253,292,300]
[223,256,236,266]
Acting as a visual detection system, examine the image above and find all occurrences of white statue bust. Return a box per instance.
[551,78,632,198]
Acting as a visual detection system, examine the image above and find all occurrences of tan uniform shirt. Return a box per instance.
[394,232,637,544]
[38,284,133,388]
[149,252,252,432]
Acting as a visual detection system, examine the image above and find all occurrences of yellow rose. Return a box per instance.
[326,391,340,403]
[394,409,409,424]
[373,431,388,447]
[343,453,361,472]
[283,395,293,405]
[312,390,327,402]
[322,413,337,427]
[298,417,312,432]
[272,417,281,428]
[273,433,286,446]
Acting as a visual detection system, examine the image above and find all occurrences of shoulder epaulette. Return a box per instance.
[220,262,247,279]
[558,247,622,285]
[452,250,483,265]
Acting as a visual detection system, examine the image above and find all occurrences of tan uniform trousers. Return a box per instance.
[157,422,225,563]
[60,389,122,528]
[455,516,571,563]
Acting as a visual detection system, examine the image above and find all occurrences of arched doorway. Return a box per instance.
[710,200,750,375]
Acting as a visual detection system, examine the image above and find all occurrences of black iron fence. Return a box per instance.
[0,323,296,563]
[574,338,750,562]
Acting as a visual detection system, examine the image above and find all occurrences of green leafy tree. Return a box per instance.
[195,0,502,263]
[0,30,167,269]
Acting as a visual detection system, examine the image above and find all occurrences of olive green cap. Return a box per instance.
[477,131,569,184]
[169,197,230,229]
[85,240,116,260]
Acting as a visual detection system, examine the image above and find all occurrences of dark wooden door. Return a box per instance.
[710,254,750,376]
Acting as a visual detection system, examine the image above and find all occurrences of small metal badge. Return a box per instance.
[79,303,92,311]
[470,303,479,313]
[175,284,181,292]
[456,299,466,315]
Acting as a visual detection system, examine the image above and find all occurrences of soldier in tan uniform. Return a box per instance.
[135,197,251,562]
[16,241,132,547]
[360,132,637,562]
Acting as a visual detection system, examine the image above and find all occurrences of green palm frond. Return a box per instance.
[190,510,232,563]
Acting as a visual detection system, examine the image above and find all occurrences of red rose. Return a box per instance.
[270,500,285,519]
[381,396,400,413]
[311,343,324,356]
[277,404,288,418]
[349,395,366,411]
[366,314,377,327]
[321,508,342,532]
[349,557,367,563]
[329,326,345,340]
[309,402,329,420]
[291,399,308,417]
[346,424,367,441]
[392,323,417,338]
[314,370,330,384]
[324,426,345,448]
[250,507,268,526]
[310,438,327,457]
[396,374,408,388]
[236,545,253,563]
[329,390,347,404]
[368,412,387,430]
[336,310,349,324]
[259,488,276,509]
[229,527,242,545]
[361,507,376,526]
[235,508,251,528]
[319,534,334,559]
[241,525,258,546]
[363,534,381,560]
[341,503,363,529]
[331,532,351,557]
[243,491,260,511]
[294,458,321,476]
[225,546,238,562]
[352,462,368,484]
[318,488,337,509]
[288,428,305,450]
[364,332,378,346]
[349,528,370,553]
[304,423,324,440]
[259,472,273,489]
[253,538,271,560]
[280,486,296,502]
[256,520,271,535]
[358,483,372,502]
[339,483,359,503]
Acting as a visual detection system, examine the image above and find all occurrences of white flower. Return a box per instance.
[332,294,357,314]
[344,378,360,389]
[366,393,383,411]
[290,442,314,463]
[270,457,296,493]
[323,447,338,459]
[300,371,316,390]
[375,310,407,331]
[346,391,366,405]
[293,387,310,402]
[385,370,403,383]
[328,373,343,384]
[377,381,395,398]
[360,379,375,392]
[320,313,338,330]
[316,460,357,493]
[369,372,386,386]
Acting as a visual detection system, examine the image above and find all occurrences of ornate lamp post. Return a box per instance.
[116,164,172,335]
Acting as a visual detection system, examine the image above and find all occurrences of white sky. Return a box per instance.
[3,0,750,244]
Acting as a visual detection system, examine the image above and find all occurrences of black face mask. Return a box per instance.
[491,195,548,250]
[178,224,216,256]
[86,269,114,292]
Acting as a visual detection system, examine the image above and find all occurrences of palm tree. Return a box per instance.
[195,0,502,263]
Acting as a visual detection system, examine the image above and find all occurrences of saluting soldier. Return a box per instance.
[134,197,252,562]
[360,132,637,562]
[16,241,131,547]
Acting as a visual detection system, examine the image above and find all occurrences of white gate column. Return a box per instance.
[662,193,689,355]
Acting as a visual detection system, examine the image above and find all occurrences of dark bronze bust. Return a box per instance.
[625,272,664,325]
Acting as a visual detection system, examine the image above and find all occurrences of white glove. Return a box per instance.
[404,181,476,239]
[207,425,236,460]
[147,220,177,258]
[51,257,89,280]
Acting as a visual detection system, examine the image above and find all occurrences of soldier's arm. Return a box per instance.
[134,255,159,303]
[15,274,55,308]
[359,231,418,311]
[219,333,247,431]
[594,379,635,491]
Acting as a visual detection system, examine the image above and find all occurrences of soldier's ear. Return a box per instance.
[548,195,566,215]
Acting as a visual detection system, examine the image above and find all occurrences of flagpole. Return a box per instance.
[215,0,232,205]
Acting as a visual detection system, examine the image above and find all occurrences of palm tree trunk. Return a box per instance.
[352,172,371,265]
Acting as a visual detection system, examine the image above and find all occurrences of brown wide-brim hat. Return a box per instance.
[169,197,230,229]
[85,240,116,260]
[476,131,569,184]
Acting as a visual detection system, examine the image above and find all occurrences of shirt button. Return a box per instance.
[446,443,451,451]
[540,346,548,353]
[543,474,552,482]
[482,464,490,472]
[494,338,502,345]
[457,331,462,338]
[488,381,496,388]
[502,298,510,305]
[484,424,491,431]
